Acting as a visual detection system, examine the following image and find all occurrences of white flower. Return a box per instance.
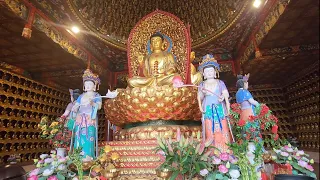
[58,157,67,163]
[297,150,305,156]
[200,169,209,176]
[40,154,48,159]
[229,169,240,179]
[82,155,93,162]
[286,147,294,152]
[42,168,54,176]
[280,151,289,157]
[44,158,54,164]
[50,150,56,155]
[58,164,66,171]
[51,161,58,166]
[273,148,281,154]
[72,177,79,180]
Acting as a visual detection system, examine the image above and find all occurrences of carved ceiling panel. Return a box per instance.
[67,0,247,49]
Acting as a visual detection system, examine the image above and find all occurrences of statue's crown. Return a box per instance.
[198,54,220,71]
[82,69,100,85]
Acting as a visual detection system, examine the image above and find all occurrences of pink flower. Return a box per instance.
[172,76,184,88]
[296,150,305,156]
[156,150,165,156]
[229,155,238,164]
[176,128,181,141]
[58,157,67,163]
[218,164,228,173]
[298,160,308,168]
[48,176,58,180]
[306,164,314,171]
[29,168,40,176]
[212,157,221,164]
[27,175,38,180]
[219,153,229,161]
[293,155,301,160]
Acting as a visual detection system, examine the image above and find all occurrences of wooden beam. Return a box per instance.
[0,52,44,58]
[35,69,84,78]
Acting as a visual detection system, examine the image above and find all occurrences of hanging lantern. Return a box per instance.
[22,25,32,39]
[254,39,262,58]
[255,49,262,58]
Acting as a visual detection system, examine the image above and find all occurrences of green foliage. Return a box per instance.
[156,135,212,180]
[273,144,317,179]
[68,147,84,180]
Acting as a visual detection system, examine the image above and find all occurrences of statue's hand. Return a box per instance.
[71,104,79,112]
[90,99,96,106]
[218,95,225,102]
[105,89,118,99]
[137,55,144,64]
[190,51,196,62]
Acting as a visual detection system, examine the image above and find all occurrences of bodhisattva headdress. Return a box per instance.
[82,69,101,91]
[237,73,250,82]
[198,54,220,78]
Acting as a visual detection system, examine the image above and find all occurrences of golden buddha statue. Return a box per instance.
[127,32,181,88]
[190,51,203,85]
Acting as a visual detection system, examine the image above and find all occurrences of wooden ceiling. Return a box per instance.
[0,0,319,90]
[260,0,319,49]
[243,0,319,85]
[0,5,86,90]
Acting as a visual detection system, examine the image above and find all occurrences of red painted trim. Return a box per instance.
[185,24,191,84]
[127,10,190,83]
[235,0,278,63]
[113,71,128,87]
[25,7,36,28]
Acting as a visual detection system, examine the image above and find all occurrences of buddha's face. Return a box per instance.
[203,67,216,79]
[84,81,95,92]
[150,36,163,50]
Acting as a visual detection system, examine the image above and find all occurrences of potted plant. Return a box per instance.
[38,116,71,157]
[272,144,317,179]
[89,145,121,179]
[27,150,75,180]
[204,149,241,180]
[155,129,215,180]
[228,103,279,179]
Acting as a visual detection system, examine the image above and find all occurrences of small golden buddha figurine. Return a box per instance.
[190,51,202,85]
[128,32,181,87]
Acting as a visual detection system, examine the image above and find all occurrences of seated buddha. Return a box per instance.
[127,32,181,88]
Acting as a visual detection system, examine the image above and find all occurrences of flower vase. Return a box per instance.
[56,148,66,157]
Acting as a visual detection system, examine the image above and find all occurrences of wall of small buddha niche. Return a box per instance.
[285,68,319,152]
[0,67,107,165]
[229,67,319,152]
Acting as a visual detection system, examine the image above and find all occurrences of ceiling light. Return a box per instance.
[253,0,262,8]
[71,26,80,33]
